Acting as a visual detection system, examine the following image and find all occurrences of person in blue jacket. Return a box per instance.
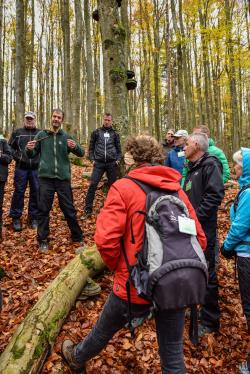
[221,147,250,374]
[164,130,188,174]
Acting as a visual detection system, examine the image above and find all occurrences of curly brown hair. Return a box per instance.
[125,135,165,165]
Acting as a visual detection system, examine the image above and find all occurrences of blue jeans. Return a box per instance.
[10,168,39,220]
[74,292,186,373]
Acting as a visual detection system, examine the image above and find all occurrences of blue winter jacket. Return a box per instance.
[165,146,186,174]
[223,147,250,256]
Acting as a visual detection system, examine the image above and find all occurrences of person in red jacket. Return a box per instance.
[62,135,207,374]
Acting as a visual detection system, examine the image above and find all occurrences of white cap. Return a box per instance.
[24,111,36,119]
[174,129,188,138]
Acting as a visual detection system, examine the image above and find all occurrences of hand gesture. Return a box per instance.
[67,139,76,149]
[26,140,37,150]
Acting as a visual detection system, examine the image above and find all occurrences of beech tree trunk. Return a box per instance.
[0,246,105,374]
[97,0,128,140]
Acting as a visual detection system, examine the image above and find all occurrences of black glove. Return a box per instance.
[220,243,236,259]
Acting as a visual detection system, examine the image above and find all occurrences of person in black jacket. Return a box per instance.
[9,111,41,231]
[0,136,12,240]
[183,133,224,337]
[83,113,122,218]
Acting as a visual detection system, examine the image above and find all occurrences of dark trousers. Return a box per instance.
[10,168,39,220]
[0,181,5,223]
[37,178,82,243]
[200,244,220,329]
[237,257,250,331]
[85,161,117,212]
[74,292,186,374]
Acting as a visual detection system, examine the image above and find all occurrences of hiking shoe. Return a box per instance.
[13,218,22,232]
[198,324,219,338]
[239,362,250,374]
[81,211,92,220]
[77,278,101,300]
[39,241,48,253]
[61,339,86,373]
[29,219,38,229]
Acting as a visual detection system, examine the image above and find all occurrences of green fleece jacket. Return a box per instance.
[26,129,84,181]
[181,138,230,187]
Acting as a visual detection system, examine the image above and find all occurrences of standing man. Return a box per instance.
[164,129,188,174]
[161,128,175,156]
[83,113,122,218]
[9,111,40,231]
[183,133,224,337]
[26,109,84,252]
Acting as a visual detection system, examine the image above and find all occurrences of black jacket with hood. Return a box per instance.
[88,126,122,163]
[183,153,224,247]
[9,127,41,170]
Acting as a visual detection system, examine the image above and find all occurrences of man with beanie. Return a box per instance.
[9,111,40,231]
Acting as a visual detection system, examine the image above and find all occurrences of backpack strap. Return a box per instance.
[120,238,135,338]
[234,184,250,213]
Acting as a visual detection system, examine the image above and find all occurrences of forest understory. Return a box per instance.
[0,164,249,374]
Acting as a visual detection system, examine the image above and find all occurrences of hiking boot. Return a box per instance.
[81,211,92,220]
[198,324,219,338]
[39,241,48,253]
[29,219,38,229]
[61,339,86,373]
[13,218,22,232]
[77,278,101,301]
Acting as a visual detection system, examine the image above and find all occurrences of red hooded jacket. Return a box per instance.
[94,165,207,304]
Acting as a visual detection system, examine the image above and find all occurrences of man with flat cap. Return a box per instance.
[9,111,41,231]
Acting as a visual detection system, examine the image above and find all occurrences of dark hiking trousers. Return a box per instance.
[237,257,250,331]
[0,181,5,223]
[85,161,117,212]
[200,245,220,330]
[74,292,186,374]
[37,178,82,243]
[10,168,39,220]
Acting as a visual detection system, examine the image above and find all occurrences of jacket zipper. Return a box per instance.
[54,134,58,176]
[104,132,107,162]
[29,130,32,168]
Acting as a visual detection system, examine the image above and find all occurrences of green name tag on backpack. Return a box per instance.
[178,216,197,236]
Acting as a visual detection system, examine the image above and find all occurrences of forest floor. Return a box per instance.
[0,163,249,374]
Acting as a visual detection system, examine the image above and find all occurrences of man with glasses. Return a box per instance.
[83,113,122,219]
[9,111,40,231]
[162,128,175,156]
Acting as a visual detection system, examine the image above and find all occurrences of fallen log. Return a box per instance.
[0,245,105,374]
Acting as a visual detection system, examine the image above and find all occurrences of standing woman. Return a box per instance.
[221,147,250,374]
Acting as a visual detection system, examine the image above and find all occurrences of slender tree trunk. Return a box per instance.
[15,0,25,128]
[84,0,96,136]
[29,0,34,111]
[60,0,72,126]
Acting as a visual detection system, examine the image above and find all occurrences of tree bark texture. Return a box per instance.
[97,0,128,141]
[0,246,105,374]
[15,0,25,128]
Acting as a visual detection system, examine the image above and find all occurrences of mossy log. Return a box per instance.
[0,246,105,374]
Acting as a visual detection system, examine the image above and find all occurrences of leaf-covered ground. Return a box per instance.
[0,164,249,373]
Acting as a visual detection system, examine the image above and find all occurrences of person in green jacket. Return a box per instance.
[26,108,84,252]
[181,125,230,187]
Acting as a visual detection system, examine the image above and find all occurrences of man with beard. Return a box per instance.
[26,109,84,252]
[162,128,175,156]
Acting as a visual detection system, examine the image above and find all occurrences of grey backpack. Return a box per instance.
[121,177,208,342]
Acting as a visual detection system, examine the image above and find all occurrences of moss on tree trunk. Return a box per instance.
[0,245,105,374]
